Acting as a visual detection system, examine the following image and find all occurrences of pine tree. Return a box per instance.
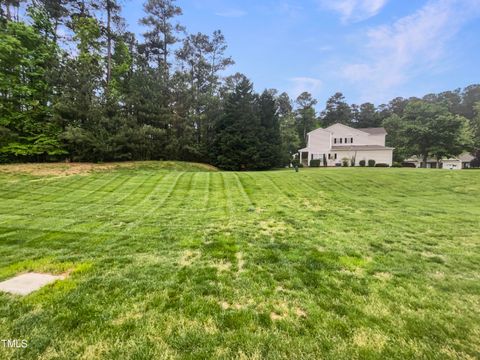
[321,92,352,127]
[277,92,300,165]
[212,75,262,170]
[295,92,318,147]
[257,90,282,169]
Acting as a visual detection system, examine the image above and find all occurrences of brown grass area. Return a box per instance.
[0,161,218,176]
[0,162,136,176]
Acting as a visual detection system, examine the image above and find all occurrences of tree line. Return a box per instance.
[1,0,479,169]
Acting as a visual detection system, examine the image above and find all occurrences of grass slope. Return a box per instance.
[0,165,479,359]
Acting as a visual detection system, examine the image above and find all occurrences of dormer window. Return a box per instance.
[351,137,354,143]
[339,138,343,144]
[334,138,337,144]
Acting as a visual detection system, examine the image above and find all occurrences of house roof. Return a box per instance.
[458,152,474,162]
[331,145,394,151]
[358,127,387,135]
[308,124,388,136]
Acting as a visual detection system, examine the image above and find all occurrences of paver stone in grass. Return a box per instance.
[0,273,65,295]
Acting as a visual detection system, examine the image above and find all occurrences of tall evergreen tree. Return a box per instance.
[355,102,380,128]
[36,0,68,43]
[257,90,282,169]
[103,0,121,90]
[277,92,300,165]
[60,15,105,161]
[175,30,233,159]
[321,92,352,127]
[471,102,480,151]
[211,76,262,170]
[295,92,317,147]
[140,0,183,78]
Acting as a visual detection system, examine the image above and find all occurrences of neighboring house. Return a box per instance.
[404,153,474,170]
[298,123,394,167]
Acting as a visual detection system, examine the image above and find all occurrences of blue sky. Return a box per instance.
[122,0,480,107]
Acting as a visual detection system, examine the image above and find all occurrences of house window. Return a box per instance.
[345,137,348,143]
[334,153,337,160]
[350,137,354,144]
[339,138,343,144]
[334,138,337,144]
[328,154,331,159]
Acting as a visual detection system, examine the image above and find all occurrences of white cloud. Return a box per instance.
[290,77,323,97]
[318,45,333,52]
[321,0,388,23]
[215,9,247,18]
[341,0,480,102]
[277,2,304,19]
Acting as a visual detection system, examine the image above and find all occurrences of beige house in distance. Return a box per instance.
[298,123,394,167]
[404,153,474,170]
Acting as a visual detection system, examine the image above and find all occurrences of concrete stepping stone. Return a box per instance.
[0,273,65,295]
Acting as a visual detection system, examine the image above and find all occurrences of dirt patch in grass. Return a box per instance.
[0,162,135,176]
[236,252,245,273]
[258,219,290,237]
[353,328,388,350]
[211,260,232,272]
[179,250,201,267]
[0,161,218,177]
[373,272,393,281]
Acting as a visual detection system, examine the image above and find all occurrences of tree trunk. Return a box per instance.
[106,0,112,91]
[162,18,169,82]
[422,154,428,168]
[53,19,59,44]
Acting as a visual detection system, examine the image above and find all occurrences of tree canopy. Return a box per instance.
[0,2,479,168]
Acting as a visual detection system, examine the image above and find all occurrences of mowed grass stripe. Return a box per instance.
[92,171,173,232]
[56,174,133,230]
[233,172,254,208]
[111,173,158,206]
[203,171,212,210]
[205,172,229,216]
[0,174,88,200]
[124,172,186,230]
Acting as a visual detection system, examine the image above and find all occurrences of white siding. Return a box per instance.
[324,124,386,146]
[442,160,462,170]
[332,149,393,166]
[307,129,331,152]
[366,134,386,146]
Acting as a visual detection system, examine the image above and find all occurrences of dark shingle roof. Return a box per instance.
[358,127,387,135]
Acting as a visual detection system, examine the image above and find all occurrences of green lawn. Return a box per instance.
[0,163,479,359]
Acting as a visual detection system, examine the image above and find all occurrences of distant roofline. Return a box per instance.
[308,123,387,136]
[405,152,474,162]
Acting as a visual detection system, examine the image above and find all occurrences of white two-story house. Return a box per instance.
[298,123,394,167]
